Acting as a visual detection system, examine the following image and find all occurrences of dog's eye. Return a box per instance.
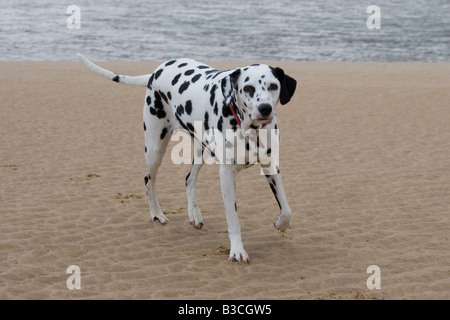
[243,85,255,93]
[268,83,278,91]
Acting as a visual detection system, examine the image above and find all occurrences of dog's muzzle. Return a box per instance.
[250,103,273,123]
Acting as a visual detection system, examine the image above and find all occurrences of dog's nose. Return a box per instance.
[258,104,272,117]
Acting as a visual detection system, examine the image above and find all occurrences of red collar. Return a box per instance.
[229,103,266,149]
[229,102,242,127]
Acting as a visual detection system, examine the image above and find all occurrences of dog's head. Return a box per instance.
[221,64,297,125]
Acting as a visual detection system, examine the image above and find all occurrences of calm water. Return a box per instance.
[0,0,449,61]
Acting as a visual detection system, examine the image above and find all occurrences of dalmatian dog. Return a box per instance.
[78,54,297,263]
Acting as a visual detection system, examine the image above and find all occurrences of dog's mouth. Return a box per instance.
[249,114,273,124]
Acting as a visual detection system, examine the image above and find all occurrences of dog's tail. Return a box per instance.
[77,53,150,86]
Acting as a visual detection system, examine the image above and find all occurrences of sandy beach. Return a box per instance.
[0,60,449,299]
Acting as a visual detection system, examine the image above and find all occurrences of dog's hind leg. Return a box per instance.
[143,90,172,224]
[185,162,204,228]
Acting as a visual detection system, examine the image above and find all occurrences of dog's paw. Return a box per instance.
[190,220,204,229]
[274,216,291,232]
[188,205,203,229]
[152,213,169,225]
[229,247,250,264]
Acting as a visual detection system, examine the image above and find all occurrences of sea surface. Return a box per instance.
[0,0,449,61]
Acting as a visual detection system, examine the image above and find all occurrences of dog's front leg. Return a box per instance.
[264,169,292,232]
[219,164,249,263]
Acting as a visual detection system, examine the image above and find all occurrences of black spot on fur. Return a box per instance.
[204,84,210,92]
[112,74,119,82]
[185,172,191,186]
[185,100,193,115]
[146,96,151,106]
[217,116,223,132]
[157,110,166,119]
[167,91,172,100]
[153,91,166,119]
[186,122,195,133]
[154,91,163,108]
[143,122,146,131]
[184,69,195,76]
[160,127,168,140]
[176,105,184,116]
[175,113,188,130]
[204,111,209,131]
[244,76,250,82]
[222,103,232,118]
[213,102,218,115]
[197,65,210,69]
[172,74,181,86]
[178,62,188,68]
[269,182,281,209]
[267,148,272,155]
[165,60,177,67]
[191,74,201,83]
[147,74,154,89]
[209,84,217,106]
[159,91,168,104]
[179,81,190,94]
[154,68,163,80]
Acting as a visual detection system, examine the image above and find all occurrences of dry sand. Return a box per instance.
[0,60,449,300]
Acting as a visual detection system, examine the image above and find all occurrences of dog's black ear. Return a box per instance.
[221,69,241,105]
[271,67,297,105]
